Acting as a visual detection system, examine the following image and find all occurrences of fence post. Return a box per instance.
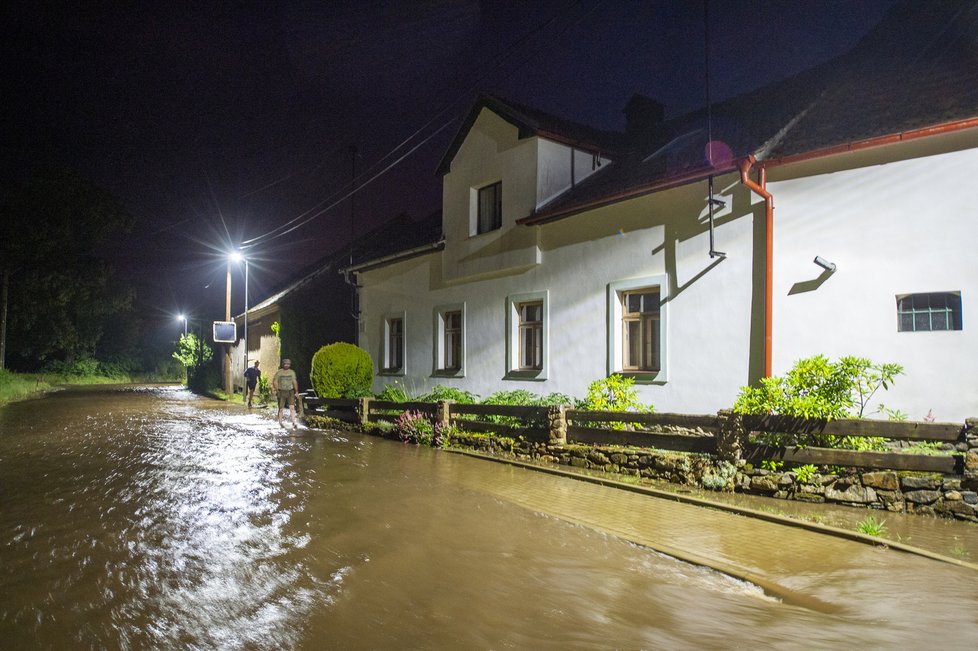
[715,409,746,465]
[357,397,371,429]
[964,418,978,490]
[548,404,568,445]
[437,400,452,428]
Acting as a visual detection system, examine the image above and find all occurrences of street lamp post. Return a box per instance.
[178,314,188,336]
[224,258,233,395]
[230,251,248,401]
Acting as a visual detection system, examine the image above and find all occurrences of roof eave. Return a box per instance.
[517,162,740,226]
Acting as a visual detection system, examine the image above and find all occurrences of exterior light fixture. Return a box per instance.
[228,250,249,398]
[814,256,836,272]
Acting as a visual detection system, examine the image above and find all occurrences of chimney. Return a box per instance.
[624,94,665,140]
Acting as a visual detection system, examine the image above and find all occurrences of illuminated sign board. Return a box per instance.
[213,321,237,343]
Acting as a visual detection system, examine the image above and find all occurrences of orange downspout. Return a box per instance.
[738,155,773,377]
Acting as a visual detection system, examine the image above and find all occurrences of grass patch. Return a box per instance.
[0,368,144,407]
[0,369,53,406]
[856,514,887,537]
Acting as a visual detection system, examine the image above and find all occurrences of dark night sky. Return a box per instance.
[0,0,897,346]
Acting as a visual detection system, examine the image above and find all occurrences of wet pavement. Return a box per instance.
[1,385,976,649]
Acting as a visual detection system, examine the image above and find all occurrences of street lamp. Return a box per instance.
[177,313,187,336]
[229,250,249,399]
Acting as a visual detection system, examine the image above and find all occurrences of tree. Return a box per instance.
[0,169,135,370]
[172,333,213,369]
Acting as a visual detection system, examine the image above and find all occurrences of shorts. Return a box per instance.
[277,389,296,408]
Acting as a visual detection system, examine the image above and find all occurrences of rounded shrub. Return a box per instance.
[310,343,373,398]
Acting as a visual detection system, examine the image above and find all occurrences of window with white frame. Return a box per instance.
[608,276,668,380]
[897,292,962,332]
[477,181,502,234]
[506,291,548,378]
[518,302,543,370]
[382,314,405,374]
[622,289,661,371]
[434,304,465,374]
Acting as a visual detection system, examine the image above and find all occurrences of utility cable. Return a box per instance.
[241,0,593,248]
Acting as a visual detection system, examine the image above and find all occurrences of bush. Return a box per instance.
[733,354,902,450]
[377,383,410,402]
[310,343,373,398]
[396,410,435,445]
[479,390,575,426]
[733,355,902,420]
[42,357,101,377]
[577,375,653,429]
[578,375,653,412]
[417,385,478,404]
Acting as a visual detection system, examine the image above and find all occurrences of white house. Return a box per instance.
[347,1,978,421]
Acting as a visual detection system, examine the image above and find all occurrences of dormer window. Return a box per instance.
[477,181,502,234]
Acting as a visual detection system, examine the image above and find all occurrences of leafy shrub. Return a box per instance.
[478,390,575,427]
[376,383,410,402]
[856,515,887,537]
[538,392,575,406]
[733,355,902,420]
[310,342,373,399]
[396,410,435,445]
[172,333,213,369]
[483,389,538,407]
[577,375,653,429]
[417,385,478,404]
[733,355,902,449]
[257,374,271,404]
[578,375,653,412]
[434,422,462,448]
[369,419,398,436]
[793,464,818,484]
[42,357,101,377]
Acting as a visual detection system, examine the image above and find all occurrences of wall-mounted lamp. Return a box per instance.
[813,256,836,272]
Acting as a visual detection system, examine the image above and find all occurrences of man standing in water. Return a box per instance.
[272,359,300,429]
[243,360,261,408]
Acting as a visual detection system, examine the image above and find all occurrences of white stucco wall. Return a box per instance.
[360,173,758,414]
[360,108,978,422]
[771,146,978,421]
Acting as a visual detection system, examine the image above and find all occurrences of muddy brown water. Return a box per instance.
[2,385,977,649]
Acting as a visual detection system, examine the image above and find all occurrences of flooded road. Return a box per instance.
[1,386,977,649]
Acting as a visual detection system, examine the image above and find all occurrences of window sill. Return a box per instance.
[615,371,665,385]
[504,369,546,381]
[378,369,405,377]
[432,368,464,378]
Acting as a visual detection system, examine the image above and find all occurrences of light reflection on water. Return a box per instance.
[1,385,977,649]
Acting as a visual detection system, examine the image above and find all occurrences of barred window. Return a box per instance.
[897,292,962,332]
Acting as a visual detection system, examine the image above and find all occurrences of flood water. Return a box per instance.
[2,385,977,649]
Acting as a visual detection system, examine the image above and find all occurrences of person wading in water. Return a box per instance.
[243,360,261,408]
[272,359,299,429]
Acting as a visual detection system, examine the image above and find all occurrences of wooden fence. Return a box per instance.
[566,410,718,452]
[301,393,971,476]
[741,415,966,474]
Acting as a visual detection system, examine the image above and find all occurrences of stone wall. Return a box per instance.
[348,403,978,524]
[447,418,978,523]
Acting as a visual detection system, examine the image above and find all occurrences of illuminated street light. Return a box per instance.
[230,250,249,402]
[177,313,187,336]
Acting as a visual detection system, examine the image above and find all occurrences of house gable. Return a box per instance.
[440,104,612,283]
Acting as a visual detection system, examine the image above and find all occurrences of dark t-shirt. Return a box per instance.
[244,366,261,386]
